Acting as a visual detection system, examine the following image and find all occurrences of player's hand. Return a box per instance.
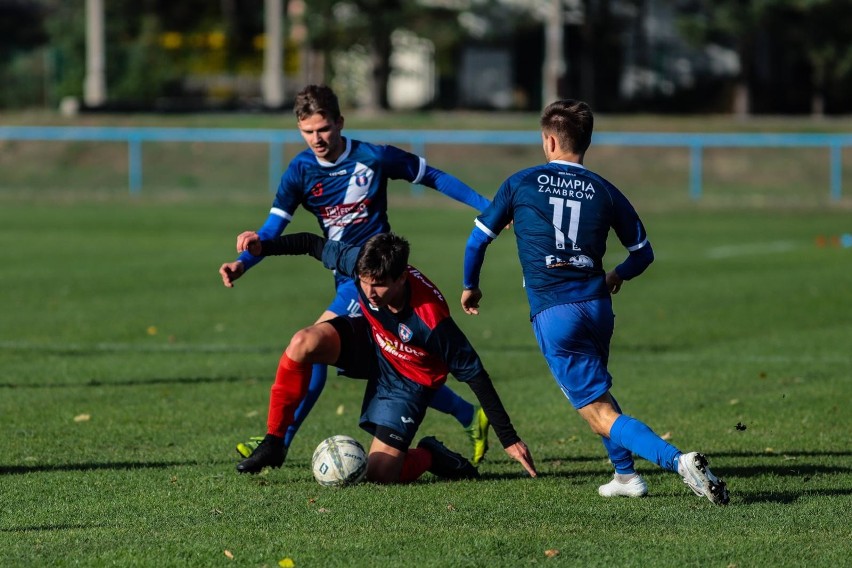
[605,270,623,295]
[504,440,537,478]
[461,288,482,315]
[235,231,261,255]
[219,261,245,288]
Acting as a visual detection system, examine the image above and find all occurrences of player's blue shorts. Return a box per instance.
[327,314,434,449]
[327,276,362,317]
[531,299,614,409]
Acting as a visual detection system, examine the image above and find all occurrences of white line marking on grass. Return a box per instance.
[705,240,801,259]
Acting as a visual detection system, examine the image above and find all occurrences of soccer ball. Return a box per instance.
[311,435,368,487]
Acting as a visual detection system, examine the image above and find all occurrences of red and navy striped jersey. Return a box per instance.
[323,241,485,388]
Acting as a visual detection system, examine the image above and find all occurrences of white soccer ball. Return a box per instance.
[311,435,368,487]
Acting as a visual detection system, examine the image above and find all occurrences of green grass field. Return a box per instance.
[1,192,851,566]
[2,110,852,566]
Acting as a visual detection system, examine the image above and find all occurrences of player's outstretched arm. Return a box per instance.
[504,440,537,478]
[420,166,490,211]
[461,288,482,315]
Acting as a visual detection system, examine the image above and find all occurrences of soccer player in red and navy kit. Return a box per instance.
[461,99,729,505]
[234,232,537,482]
[219,85,491,466]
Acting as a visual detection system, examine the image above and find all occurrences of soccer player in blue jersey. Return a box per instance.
[234,232,537,482]
[460,99,729,505]
[219,85,491,466]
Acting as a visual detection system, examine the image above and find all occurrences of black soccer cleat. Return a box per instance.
[236,434,287,474]
[417,436,480,480]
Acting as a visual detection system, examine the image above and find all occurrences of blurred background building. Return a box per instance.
[1,0,851,115]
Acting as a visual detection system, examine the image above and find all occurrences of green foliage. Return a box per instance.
[1,196,851,566]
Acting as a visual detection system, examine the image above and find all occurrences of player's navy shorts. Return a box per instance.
[327,276,362,317]
[532,298,614,409]
[327,314,435,449]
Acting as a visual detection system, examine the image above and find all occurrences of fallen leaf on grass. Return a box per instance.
[223,550,234,560]
[278,558,295,567]
[317,508,330,513]
[336,405,345,415]
[73,414,91,422]
[545,549,560,558]
[660,431,672,440]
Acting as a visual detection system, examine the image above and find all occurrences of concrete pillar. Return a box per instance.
[84,0,107,107]
[542,0,564,107]
[262,0,285,108]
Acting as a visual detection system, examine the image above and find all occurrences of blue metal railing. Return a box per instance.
[1,126,849,200]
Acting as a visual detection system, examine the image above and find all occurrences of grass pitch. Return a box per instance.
[1,192,850,567]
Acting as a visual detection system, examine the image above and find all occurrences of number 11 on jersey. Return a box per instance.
[549,197,581,250]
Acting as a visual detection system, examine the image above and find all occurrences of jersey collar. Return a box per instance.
[315,138,352,167]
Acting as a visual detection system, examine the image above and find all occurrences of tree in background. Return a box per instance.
[303,0,467,111]
[677,0,852,116]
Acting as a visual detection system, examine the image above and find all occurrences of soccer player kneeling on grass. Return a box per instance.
[235,232,537,483]
[461,99,729,505]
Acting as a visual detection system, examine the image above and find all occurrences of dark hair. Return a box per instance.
[539,99,593,155]
[293,84,341,122]
[356,233,410,281]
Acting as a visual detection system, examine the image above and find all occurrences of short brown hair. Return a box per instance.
[293,84,341,122]
[356,233,410,281]
[540,99,593,155]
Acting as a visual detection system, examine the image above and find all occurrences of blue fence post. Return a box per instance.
[689,142,703,201]
[830,143,842,202]
[128,137,142,195]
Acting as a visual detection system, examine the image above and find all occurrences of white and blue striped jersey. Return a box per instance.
[238,138,489,273]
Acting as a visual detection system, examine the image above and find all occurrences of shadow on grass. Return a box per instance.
[0,523,107,533]
[0,459,229,475]
[0,375,252,389]
[505,449,852,504]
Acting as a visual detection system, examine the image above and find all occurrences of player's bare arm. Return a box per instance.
[461,288,482,315]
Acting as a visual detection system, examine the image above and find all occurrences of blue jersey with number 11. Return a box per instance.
[474,160,650,318]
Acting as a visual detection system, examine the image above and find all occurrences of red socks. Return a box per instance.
[398,448,432,483]
[266,353,312,437]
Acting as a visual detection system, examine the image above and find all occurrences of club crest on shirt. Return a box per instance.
[355,174,369,187]
[398,323,413,342]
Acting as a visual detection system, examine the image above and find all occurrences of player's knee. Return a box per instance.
[286,326,325,360]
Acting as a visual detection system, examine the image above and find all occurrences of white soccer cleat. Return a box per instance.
[678,452,730,505]
[598,474,648,498]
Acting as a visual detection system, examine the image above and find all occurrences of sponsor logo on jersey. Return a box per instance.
[537,174,596,200]
[374,331,426,360]
[400,416,415,424]
[321,199,371,227]
[398,323,413,342]
[311,182,324,197]
[545,254,594,269]
[328,169,348,177]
